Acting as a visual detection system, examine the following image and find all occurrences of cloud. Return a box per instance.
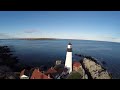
[24,29,38,33]
[102,36,119,40]
[0,33,14,39]
[76,35,120,43]
[100,35,120,42]
[111,38,120,42]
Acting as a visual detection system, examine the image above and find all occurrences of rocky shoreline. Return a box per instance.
[0,46,31,79]
[75,54,112,79]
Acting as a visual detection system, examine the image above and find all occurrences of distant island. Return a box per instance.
[0,38,119,44]
[0,38,58,40]
[0,38,76,41]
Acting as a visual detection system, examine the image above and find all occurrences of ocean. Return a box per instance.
[0,39,120,79]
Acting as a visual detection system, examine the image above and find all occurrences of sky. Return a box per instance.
[0,11,120,42]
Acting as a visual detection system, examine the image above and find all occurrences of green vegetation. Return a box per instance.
[67,71,82,79]
[12,38,57,40]
[77,68,83,76]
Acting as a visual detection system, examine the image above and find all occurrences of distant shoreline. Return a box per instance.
[0,38,120,44]
[0,38,58,40]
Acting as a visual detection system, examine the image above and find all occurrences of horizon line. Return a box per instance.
[0,37,120,43]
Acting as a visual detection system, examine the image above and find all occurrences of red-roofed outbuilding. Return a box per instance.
[73,61,81,67]
[46,67,57,74]
[20,69,25,78]
[73,61,81,72]
[30,68,52,79]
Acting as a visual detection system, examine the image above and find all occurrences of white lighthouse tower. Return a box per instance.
[65,42,72,73]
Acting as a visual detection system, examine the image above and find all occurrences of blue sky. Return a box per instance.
[0,11,120,42]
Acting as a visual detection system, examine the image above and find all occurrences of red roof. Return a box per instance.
[46,67,57,74]
[20,69,25,77]
[30,68,52,79]
[73,61,81,67]
[42,74,51,79]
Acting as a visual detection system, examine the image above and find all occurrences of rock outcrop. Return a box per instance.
[0,46,25,79]
[0,65,18,79]
[82,58,111,79]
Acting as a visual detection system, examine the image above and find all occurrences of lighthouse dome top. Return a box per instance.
[68,42,72,45]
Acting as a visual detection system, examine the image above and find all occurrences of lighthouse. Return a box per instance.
[65,42,72,73]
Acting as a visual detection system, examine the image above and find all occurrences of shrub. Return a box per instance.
[67,72,82,79]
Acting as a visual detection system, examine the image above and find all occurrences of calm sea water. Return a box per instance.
[0,39,120,79]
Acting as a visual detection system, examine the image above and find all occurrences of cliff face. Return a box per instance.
[82,58,111,79]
